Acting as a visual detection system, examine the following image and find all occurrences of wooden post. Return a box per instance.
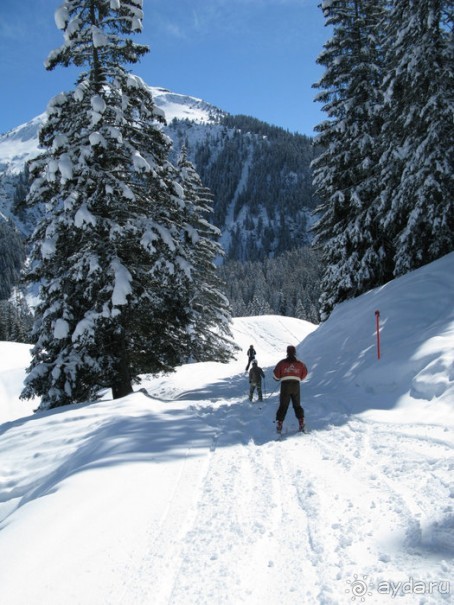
[375,310,381,360]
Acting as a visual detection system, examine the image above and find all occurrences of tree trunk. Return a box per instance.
[111,334,133,399]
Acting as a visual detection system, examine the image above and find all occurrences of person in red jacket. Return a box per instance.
[273,345,308,433]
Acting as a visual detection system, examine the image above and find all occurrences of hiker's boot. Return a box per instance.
[276,420,283,434]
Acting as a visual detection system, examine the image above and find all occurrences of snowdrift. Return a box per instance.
[301,252,454,427]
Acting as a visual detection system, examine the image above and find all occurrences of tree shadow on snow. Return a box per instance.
[0,368,388,521]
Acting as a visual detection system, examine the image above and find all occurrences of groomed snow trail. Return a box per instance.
[116,395,452,605]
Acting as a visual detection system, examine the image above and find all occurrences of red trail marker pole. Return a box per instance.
[375,310,381,360]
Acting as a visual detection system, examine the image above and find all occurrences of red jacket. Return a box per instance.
[273,357,308,382]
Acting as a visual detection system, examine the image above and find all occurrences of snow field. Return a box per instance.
[0,253,453,604]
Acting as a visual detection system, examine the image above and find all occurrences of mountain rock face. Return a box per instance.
[0,86,317,262]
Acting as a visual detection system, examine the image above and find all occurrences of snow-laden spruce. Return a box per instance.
[312,0,390,319]
[312,0,453,319]
[176,146,237,363]
[378,0,454,276]
[21,0,235,409]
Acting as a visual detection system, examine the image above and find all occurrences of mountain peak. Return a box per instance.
[149,86,226,125]
[0,88,225,175]
[0,114,46,175]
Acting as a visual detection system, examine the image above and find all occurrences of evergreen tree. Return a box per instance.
[379,0,454,276]
[176,147,237,363]
[246,294,273,316]
[312,0,389,319]
[0,301,7,341]
[21,1,196,408]
[0,220,26,300]
[11,165,31,220]
[0,292,33,343]
[219,248,321,322]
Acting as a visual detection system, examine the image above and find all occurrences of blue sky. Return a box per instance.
[0,0,329,136]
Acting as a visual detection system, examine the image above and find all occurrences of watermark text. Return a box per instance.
[345,575,451,601]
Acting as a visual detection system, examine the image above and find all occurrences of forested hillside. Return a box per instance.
[161,115,316,261]
[0,221,32,342]
[167,114,317,261]
[219,247,321,323]
[0,221,25,300]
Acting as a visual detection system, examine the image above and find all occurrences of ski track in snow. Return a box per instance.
[0,398,452,605]
[2,388,451,604]
[112,394,452,605]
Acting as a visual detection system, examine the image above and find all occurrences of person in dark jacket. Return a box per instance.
[273,345,308,433]
[248,360,265,402]
[245,345,256,371]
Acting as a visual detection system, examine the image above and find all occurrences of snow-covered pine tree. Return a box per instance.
[246,295,273,316]
[0,220,26,300]
[21,0,196,408]
[379,0,454,276]
[218,248,321,321]
[176,147,237,363]
[312,0,390,319]
[0,291,33,343]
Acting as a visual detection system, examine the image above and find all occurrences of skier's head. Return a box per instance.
[286,345,296,358]
[252,360,258,366]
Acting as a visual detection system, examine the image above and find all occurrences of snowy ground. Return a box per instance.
[0,253,453,605]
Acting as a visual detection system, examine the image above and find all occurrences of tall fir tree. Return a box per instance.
[312,0,389,319]
[0,291,33,343]
[0,220,27,300]
[21,0,198,408]
[379,0,454,276]
[175,147,237,363]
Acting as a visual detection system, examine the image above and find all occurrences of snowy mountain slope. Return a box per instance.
[0,254,452,604]
[0,88,223,177]
[0,87,316,261]
[300,251,454,422]
[0,114,46,176]
[0,86,225,238]
[150,86,226,125]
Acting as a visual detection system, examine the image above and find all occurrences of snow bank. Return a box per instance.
[301,252,454,425]
[0,342,36,423]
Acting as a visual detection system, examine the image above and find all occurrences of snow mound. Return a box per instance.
[0,342,36,424]
[301,252,454,424]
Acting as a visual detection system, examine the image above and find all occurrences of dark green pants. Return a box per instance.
[276,380,304,421]
[249,383,263,401]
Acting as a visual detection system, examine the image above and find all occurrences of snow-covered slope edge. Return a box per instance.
[301,251,454,427]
